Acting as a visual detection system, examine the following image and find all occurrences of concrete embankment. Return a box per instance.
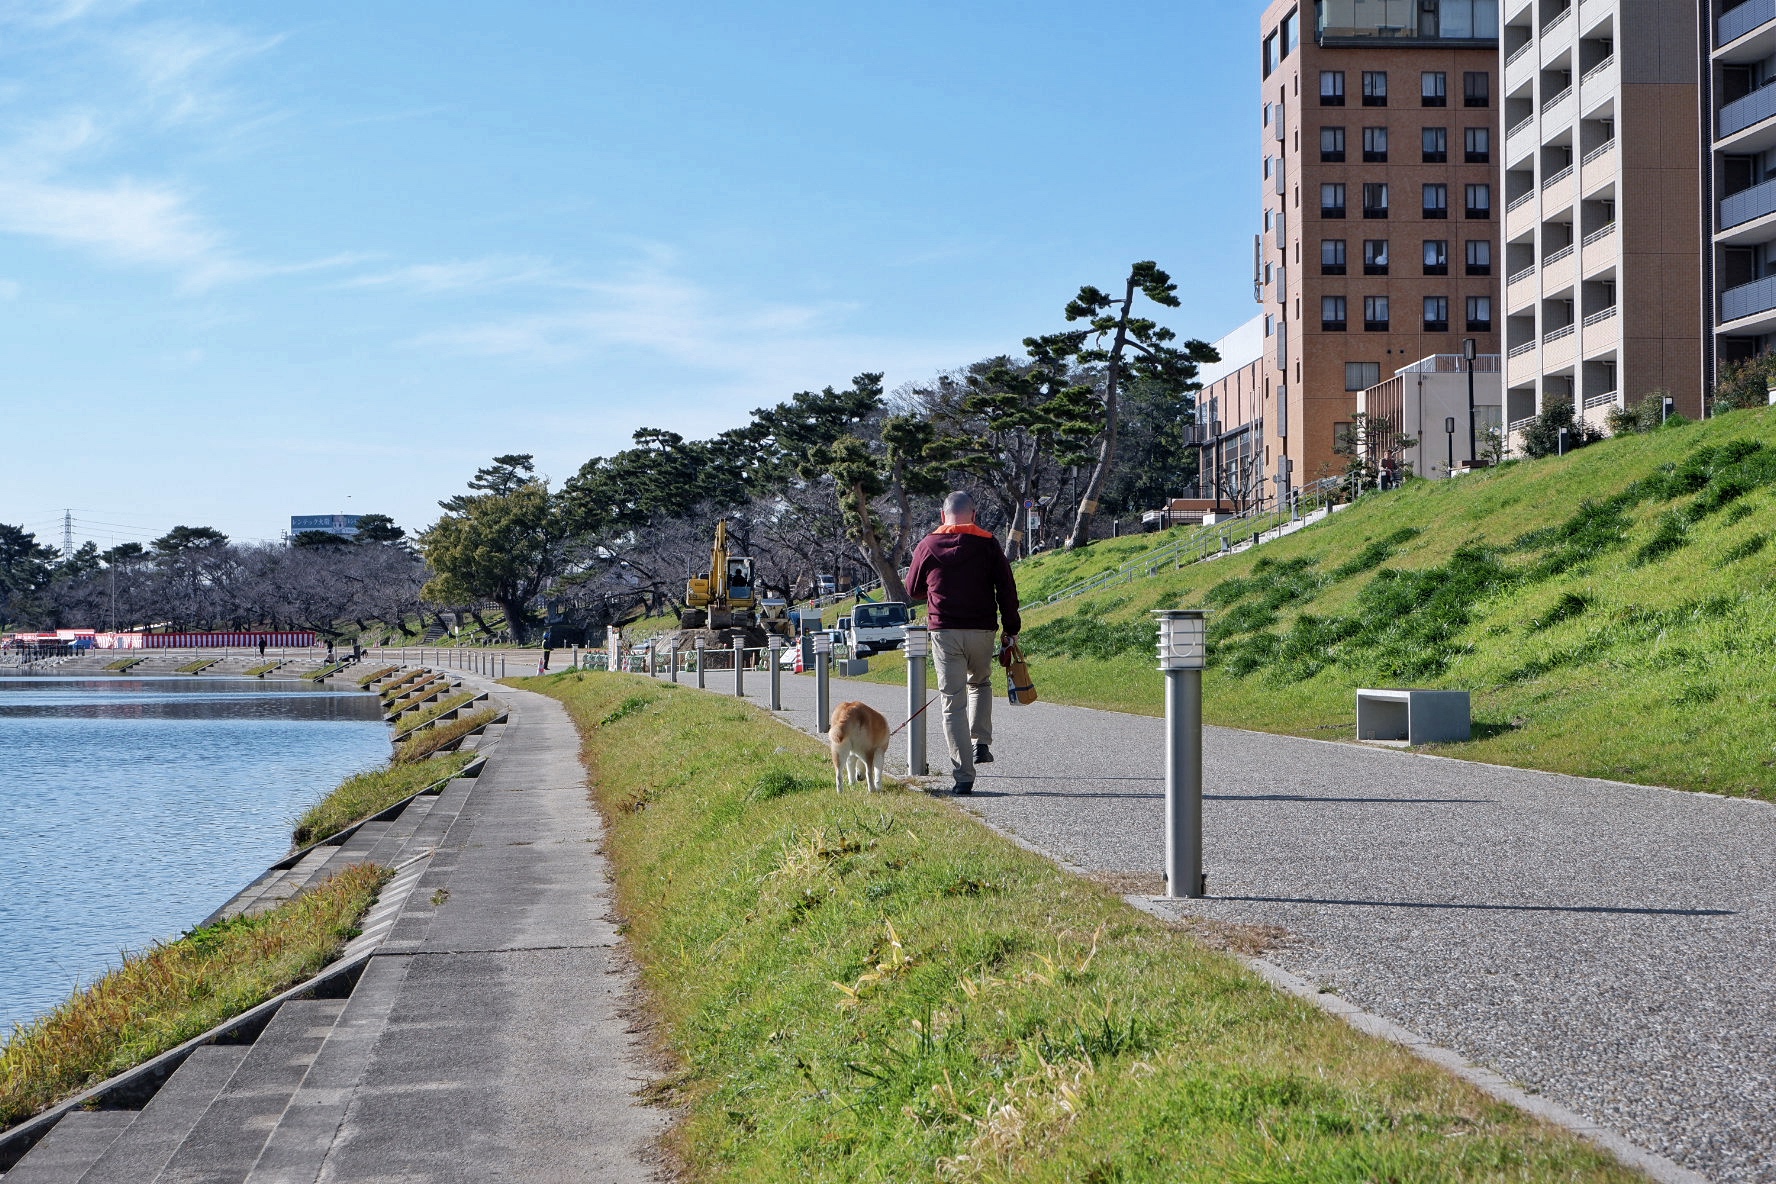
[0,663,662,1183]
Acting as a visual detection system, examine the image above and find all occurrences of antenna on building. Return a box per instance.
[61,510,74,561]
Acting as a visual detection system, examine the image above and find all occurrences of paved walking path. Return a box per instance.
[648,659,1776,1184]
[2,669,663,1184]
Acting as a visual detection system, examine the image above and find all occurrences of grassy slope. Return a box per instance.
[0,865,388,1128]
[529,670,1632,1182]
[858,407,1776,801]
[291,752,472,846]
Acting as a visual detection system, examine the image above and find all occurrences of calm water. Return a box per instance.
[0,677,389,1035]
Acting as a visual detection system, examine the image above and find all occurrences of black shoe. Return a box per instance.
[973,743,994,764]
[952,780,974,794]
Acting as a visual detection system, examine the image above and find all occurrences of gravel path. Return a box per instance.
[652,659,1776,1183]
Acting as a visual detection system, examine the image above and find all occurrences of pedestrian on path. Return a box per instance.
[906,491,1022,794]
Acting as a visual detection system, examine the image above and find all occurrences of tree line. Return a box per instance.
[2,263,1218,643]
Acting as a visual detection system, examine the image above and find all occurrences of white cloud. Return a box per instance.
[0,175,220,270]
[342,256,556,295]
[0,0,142,28]
[110,22,283,126]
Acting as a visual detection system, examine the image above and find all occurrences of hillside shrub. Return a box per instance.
[1712,353,1776,414]
[1522,402,1604,458]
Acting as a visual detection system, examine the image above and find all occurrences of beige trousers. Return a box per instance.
[931,629,995,782]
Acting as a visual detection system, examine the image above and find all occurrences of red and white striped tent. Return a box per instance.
[97,631,318,649]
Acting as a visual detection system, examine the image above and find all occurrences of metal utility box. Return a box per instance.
[1356,688,1470,745]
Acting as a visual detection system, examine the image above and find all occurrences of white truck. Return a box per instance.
[837,601,911,656]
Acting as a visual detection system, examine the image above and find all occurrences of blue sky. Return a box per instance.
[2,0,1258,547]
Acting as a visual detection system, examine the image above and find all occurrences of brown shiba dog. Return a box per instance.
[828,700,890,793]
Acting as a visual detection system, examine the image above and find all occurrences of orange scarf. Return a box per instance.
[932,524,995,538]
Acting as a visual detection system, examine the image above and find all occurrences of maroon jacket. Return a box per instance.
[905,526,1022,635]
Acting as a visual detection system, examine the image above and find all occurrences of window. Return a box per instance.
[1362,71,1388,106]
[1465,183,1492,218]
[1265,314,1275,336]
[1321,70,1346,106]
[1321,238,1347,274]
[1466,239,1493,276]
[1363,182,1389,218]
[1345,362,1380,391]
[1263,32,1278,78]
[1321,182,1347,218]
[1333,422,1358,454]
[1320,127,1346,162]
[1424,296,1450,332]
[1363,126,1389,162]
[1467,296,1493,332]
[1423,183,1448,219]
[1422,127,1448,163]
[1464,71,1490,108]
[1281,9,1299,56]
[1263,102,1271,127]
[1422,71,1447,107]
[1363,295,1390,331]
[1364,239,1390,275]
[1423,239,1449,275]
[1322,295,1348,331]
[1465,127,1491,164]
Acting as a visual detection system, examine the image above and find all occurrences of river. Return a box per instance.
[0,676,390,1036]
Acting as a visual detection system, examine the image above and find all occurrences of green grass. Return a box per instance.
[857,407,1776,800]
[355,664,401,688]
[393,707,499,764]
[523,669,1637,1183]
[104,657,145,672]
[291,752,473,846]
[301,661,349,682]
[173,658,219,674]
[244,661,282,677]
[0,864,389,1130]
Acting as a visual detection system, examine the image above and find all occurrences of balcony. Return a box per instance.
[1508,341,1537,358]
[1541,164,1574,188]
[1506,38,1534,67]
[1507,189,1537,212]
[1720,175,1776,230]
[1541,6,1573,37]
[1583,389,1619,410]
[1541,85,1573,112]
[1507,113,1536,141]
[1720,0,1776,48]
[1720,83,1776,140]
[1721,272,1776,322]
[1543,323,1579,367]
[1583,306,1619,350]
[1581,138,1615,167]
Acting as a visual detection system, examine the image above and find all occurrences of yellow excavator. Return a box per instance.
[679,521,794,639]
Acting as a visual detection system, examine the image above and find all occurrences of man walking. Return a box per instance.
[906,491,1021,793]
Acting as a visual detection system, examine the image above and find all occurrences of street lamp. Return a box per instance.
[694,634,707,689]
[903,625,929,776]
[1463,338,1478,468]
[767,634,784,710]
[1444,415,1457,476]
[1155,610,1209,899]
[812,630,833,733]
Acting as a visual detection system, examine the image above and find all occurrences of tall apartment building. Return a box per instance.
[1711,1,1776,373]
[1501,0,1704,434]
[1255,0,1501,494]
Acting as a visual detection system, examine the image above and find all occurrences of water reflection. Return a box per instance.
[0,677,390,1034]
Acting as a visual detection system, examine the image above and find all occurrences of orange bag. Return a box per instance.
[999,639,1037,705]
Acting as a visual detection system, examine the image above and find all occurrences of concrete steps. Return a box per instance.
[0,1111,137,1182]
[75,1048,251,1182]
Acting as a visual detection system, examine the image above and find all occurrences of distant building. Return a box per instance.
[290,513,362,540]
[1189,315,1270,509]
[1358,352,1504,479]
[1258,0,1502,493]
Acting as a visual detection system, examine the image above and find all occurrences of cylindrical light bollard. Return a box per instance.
[1156,610,1209,899]
[647,644,657,677]
[733,637,746,697]
[813,630,832,733]
[669,645,679,683]
[767,635,784,710]
[695,636,706,689]
[903,625,929,776]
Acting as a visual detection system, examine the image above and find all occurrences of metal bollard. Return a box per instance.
[903,625,929,776]
[501,657,506,679]
[813,631,832,733]
[669,645,679,683]
[733,638,746,697]
[695,637,706,688]
[1156,610,1209,899]
[648,645,657,677]
[767,635,783,710]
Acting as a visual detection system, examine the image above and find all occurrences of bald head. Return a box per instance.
[942,491,976,525]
